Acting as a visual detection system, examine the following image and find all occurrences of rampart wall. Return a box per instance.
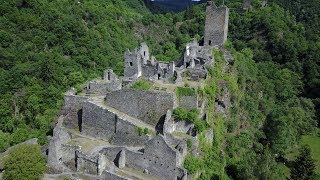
[82,101,149,146]
[105,89,175,126]
[63,94,89,129]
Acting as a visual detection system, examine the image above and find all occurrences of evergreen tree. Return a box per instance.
[290,145,316,180]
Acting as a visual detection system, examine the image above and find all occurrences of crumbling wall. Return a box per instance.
[86,69,122,94]
[174,120,194,134]
[105,89,175,126]
[61,144,80,170]
[204,2,229,46]
[110,116,149,146]
[76,151,98,175]
[62,93,89,130]
[86,80,121,94]
[82,101,116,140]
[163,110,175,134]
[47,116,72,172]
[124,49,142,78]
[82,101,150,145]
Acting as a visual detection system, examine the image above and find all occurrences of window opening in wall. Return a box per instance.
[209,40,212,46]
[130,62,133,66]
[158,74,161,80]
[144,51,146,56]
[186,62,190,68]
[108,72,111,80]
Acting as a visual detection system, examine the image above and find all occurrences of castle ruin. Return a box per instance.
[204,1,229,46]
[46,1,230,179]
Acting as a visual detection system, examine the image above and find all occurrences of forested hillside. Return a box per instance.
[0,0,319,179]
[0,0,195,151]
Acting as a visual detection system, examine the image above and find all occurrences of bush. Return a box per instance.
[184,155,203,174]
[173,107,199,123]
[137,127,149,136]
[3,144,46,180]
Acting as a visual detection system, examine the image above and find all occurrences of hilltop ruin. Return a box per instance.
[46,1,230,179]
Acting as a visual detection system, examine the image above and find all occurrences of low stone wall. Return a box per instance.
[86,80,121,95]
[105,89,175,126]
[76,151,98,175]
[104,171,128,180]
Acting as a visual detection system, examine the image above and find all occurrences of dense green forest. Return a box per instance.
[0,0,319,179]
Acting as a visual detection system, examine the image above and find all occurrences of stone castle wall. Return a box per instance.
[86,80,122,95]
[63,94,89,130]
[82,101,117,140]
[105,89,175,126]
[110,115,149,146]
[204,2,229,46]
[82,101,149,146]
[61,144,80,170]
[76,150,98,175]
[86,69,122,95]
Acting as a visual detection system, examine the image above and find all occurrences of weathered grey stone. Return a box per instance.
[47,116,72,172]
[86,69,122,95]
[204,1,229,46]
[105,89,175,126]
[163,110,175,134]
[76,150,98,175]
[118,149,126,169]
[62,94,89,130]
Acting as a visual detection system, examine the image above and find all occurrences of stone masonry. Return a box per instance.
[204,1,229,46]
[46,2,229,179]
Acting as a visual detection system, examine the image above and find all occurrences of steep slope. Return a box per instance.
[0,0,149,150]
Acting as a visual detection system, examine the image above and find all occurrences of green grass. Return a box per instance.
[176,86,195,97]
[130,80,153,90]
[301,134,320,174]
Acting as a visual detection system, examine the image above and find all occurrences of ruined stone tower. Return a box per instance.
[204,1,229,46]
